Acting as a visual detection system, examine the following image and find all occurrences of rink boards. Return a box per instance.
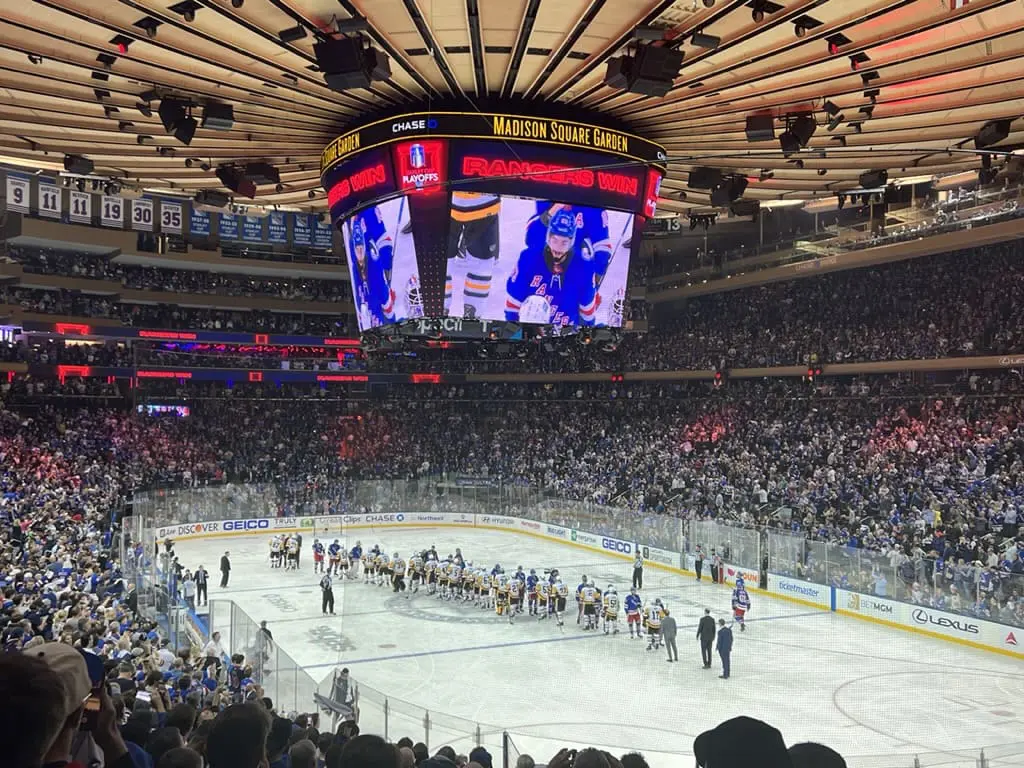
[151,512,1022,659]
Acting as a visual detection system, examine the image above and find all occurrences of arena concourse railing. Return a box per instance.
[121,480,1022,768]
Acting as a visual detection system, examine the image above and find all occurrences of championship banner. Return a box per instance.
[37,180,61,219]
[218,212,239,240]
[293,213,313,246]
[101,195,125,228]
[5,173,29,213]
[190,208,211,237]
[267,212,288,244]
[321,111,668,175]
[160,200,183,234]
[69,190,92,223]
[313,217,333,249]
[242,215,263,242]
[131,198,154,231]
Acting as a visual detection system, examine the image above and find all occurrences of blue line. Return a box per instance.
[300,609,828,669]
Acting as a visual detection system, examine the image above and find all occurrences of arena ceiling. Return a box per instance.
[1,0,1022,215]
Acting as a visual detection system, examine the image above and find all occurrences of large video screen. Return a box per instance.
[341,196,423,331]
[443,195,634,327]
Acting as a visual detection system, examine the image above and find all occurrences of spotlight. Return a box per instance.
[279,25,307,43]
[231,0,244,7]
[158,98,197,145]
[185,10,195,22]
[200,162,211,172]
[76,179,87,192]
[185,158,193,168]
[752,8,764,22]
[275,183,284,193]
[837,193,846,209]
[27,54,43,65]
[691,32,720,49]
[793,158,805,169]
[63,154,94,175]
[308,190,316,199]
[794,24,807,38]
[817,168,827,176]
[703,0,715,6]
[823,100,841,117]
[827,114,844,132]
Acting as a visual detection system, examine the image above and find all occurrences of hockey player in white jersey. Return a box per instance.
[603,585,620,635]
[644,598,665,651]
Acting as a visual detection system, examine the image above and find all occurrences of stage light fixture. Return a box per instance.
[279,25,307,43]
[158,98,197,145]
[691,32,720,49]
[195,189,230,208]
[823,100,840,117]
[201,102,234,131]
[308,190,316,199]
[63,154,94,175]
[827,114,844,132]
[703,0,715,6]
[231,0,244,7]
[975,119,1011,149]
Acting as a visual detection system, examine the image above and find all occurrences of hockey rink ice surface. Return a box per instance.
[176,529,1024,768]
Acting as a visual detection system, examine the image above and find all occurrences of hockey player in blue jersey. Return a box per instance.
[312,540,326,574]
[505,209,599,327]
[349,541,363,579]
[732,576,751,632]
[524,201,614,286]
[526,569,540,615]
[348,210,395,329]
[625,588,643,639]
[327,540,342,576]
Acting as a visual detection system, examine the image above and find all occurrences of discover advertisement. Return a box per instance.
[767,574,831,608]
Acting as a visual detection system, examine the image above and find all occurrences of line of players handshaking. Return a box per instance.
[311,540,753,651]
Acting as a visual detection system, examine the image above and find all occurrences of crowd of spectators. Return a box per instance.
[6,246,351,302]
[0,287,350,334]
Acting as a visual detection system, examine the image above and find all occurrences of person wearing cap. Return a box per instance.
[23,642,137,768]
[716,618,734,679]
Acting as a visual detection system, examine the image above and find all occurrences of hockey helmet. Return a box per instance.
[393,552,399,559]
[350,224,366,258]
[588,579,596,587]
[547,210,578,259]
[654,598,663,606]
[530,569,536,575]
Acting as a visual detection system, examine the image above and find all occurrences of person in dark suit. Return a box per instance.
[697,608,716,668]
[716,618,733,679]
[220,551,231,588]
[194,565,209,606]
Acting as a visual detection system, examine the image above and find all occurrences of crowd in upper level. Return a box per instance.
[6,246,351,302]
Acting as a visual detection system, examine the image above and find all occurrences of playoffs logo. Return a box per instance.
[394,139,447,194]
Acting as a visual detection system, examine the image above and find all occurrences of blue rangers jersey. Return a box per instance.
[526,574,539,593]
[328,542,342,558]
[348,208,395,328]
[505,209,598,327]
[732,587,751,610]
[624,593,642,614]
[313,542,325,556]
[525,202,614,288]
[350,544,363,560]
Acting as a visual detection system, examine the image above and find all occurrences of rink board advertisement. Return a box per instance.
[146,513,1021,658]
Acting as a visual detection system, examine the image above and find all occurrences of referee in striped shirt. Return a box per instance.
[320,572,335,615]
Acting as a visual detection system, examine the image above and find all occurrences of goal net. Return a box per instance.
[312,516,345,541]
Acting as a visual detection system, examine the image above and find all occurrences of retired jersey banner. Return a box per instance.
[101,195,125,228]
[160,200,183,234]
[131,198,154,231]
[69,190,92,223]
[5,174,30,213]
[37,181,61,219]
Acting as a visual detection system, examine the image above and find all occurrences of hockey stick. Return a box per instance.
[595,212,634,292]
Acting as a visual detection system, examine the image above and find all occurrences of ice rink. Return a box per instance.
[175,528,1024,768]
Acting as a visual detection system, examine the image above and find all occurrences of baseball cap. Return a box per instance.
[788,743,847,768]
[23,643,93,721]
[469,747,492,768]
